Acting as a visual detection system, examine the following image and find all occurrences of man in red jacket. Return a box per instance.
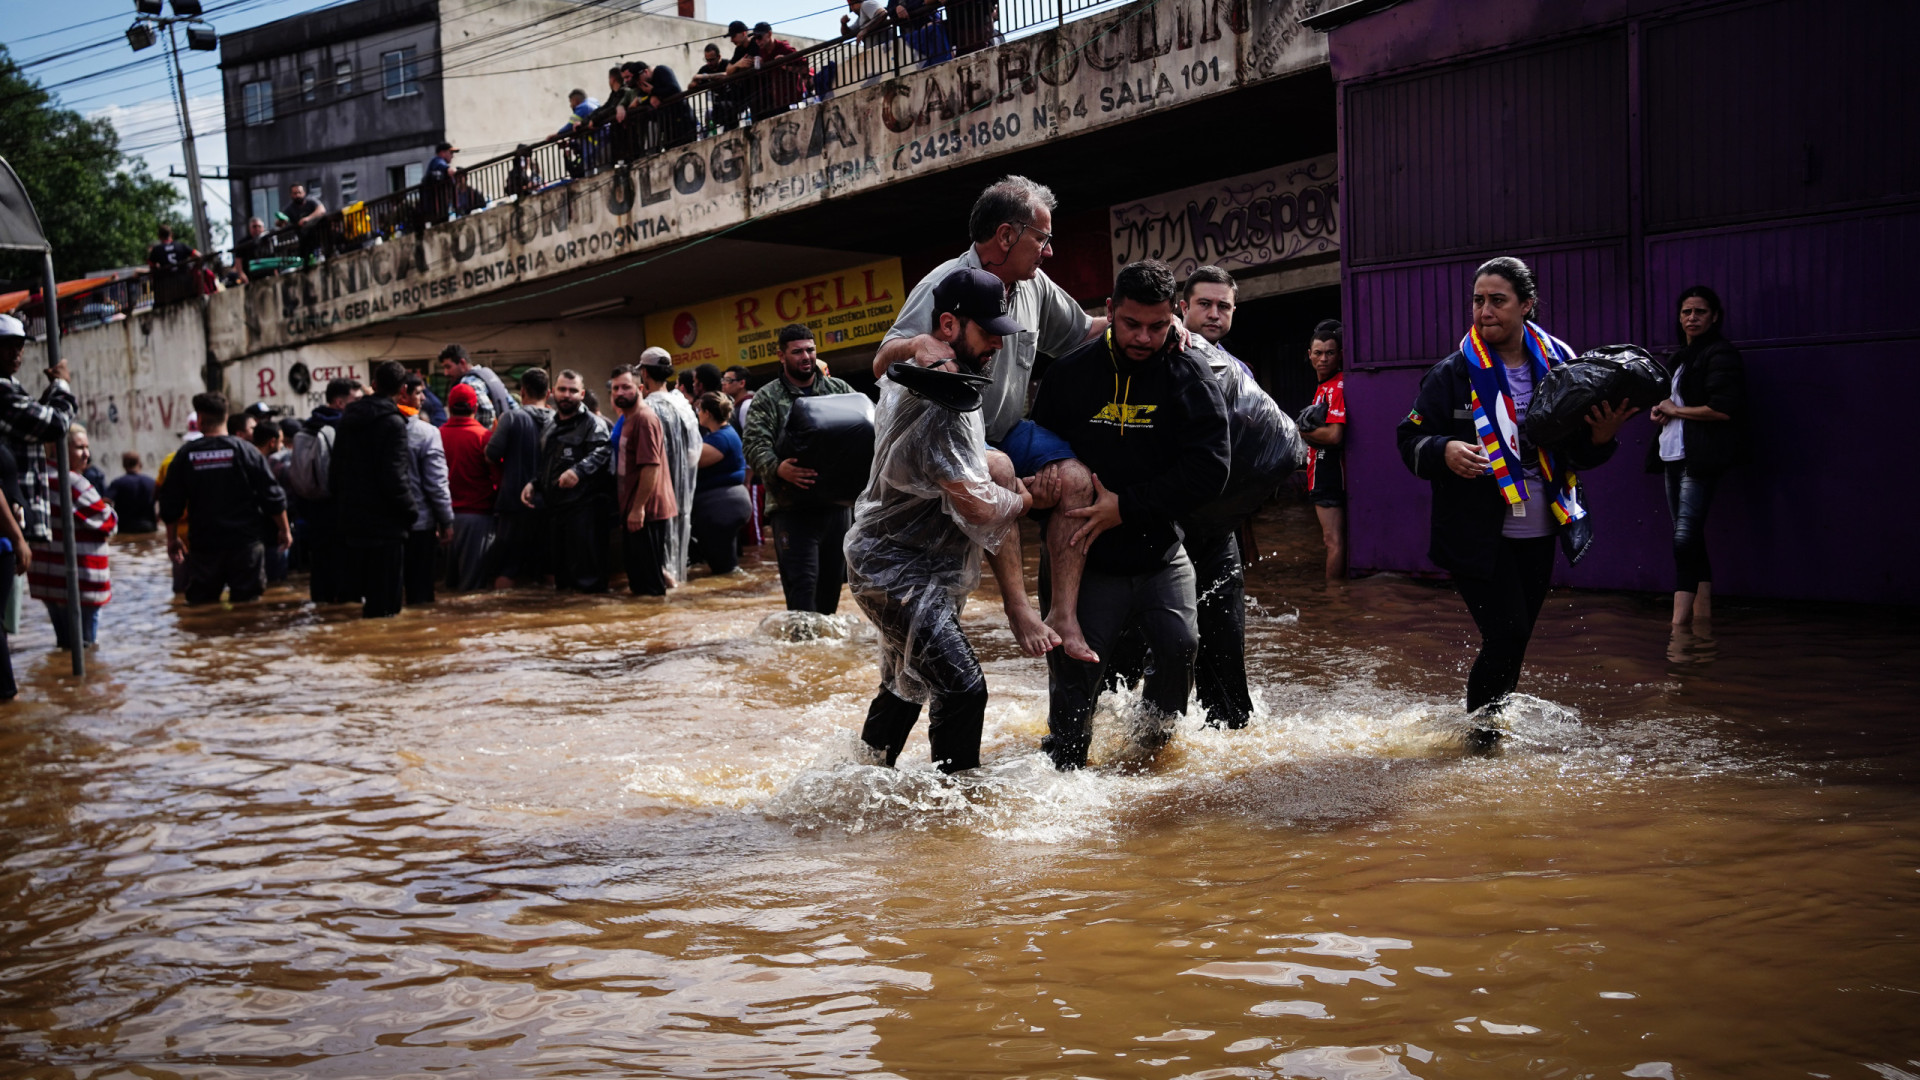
[440,384,499,591]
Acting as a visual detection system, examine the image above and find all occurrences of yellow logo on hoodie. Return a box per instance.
[1092,402,1156,428]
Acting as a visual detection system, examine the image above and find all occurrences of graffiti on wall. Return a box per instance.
[1109,155,1338,277]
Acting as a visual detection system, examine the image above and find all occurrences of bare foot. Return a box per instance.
[1044,610,1098,663]
[1007,605,1061,657]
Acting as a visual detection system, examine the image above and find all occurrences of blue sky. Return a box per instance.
[9,0,849,232]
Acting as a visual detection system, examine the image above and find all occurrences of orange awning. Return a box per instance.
[0,276,124,314]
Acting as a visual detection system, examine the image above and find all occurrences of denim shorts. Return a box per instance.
[991,419,1075,476]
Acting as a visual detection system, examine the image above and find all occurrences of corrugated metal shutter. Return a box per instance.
[1345,32,1628,265]
[1644,0,1920,231]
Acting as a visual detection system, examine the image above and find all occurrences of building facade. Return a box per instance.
[221,0,722,235]
[1316,0,1920,605]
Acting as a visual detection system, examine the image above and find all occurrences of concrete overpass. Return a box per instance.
[41,0,1339,472]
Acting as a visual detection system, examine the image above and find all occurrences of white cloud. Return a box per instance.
[89,94,228,222]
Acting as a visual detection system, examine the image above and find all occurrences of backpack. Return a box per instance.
[286,423,336,501]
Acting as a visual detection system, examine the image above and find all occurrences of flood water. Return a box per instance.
[1,499,1915,1079]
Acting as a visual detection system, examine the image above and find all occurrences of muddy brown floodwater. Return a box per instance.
[0,500,1915,1079]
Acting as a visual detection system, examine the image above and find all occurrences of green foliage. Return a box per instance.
[0,45,192,284]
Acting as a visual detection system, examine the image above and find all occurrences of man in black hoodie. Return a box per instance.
[330,361,418,618]
[1027,260,1230,770]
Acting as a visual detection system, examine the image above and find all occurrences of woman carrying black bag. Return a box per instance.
[1395,257,1638,750]
[1647,286,1746,627]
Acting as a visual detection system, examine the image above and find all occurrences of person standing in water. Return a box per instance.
[1395,257,1638,751]
[1647,285,1746,628]
[849,268,1039,774]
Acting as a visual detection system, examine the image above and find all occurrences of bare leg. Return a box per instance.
[1316,505,1347,581]
[985,450,1058,657]
[1693,581,1712,621]
[1671,590,1695,625]
[1039,458,1098,662]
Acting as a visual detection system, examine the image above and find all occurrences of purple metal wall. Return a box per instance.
[1330,0,1920,604]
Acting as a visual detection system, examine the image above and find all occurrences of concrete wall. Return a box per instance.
[23,304,209,477]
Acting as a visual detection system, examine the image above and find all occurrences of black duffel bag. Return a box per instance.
[776,392,876,507]
[1523,345,1668,448]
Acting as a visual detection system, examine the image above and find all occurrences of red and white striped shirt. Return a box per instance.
[29,469,117,608]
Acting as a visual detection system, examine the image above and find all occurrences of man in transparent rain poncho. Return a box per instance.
[850,268,1046,774]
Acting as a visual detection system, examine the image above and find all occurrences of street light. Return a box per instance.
[127,0,215,252]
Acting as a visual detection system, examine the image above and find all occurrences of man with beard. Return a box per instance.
[520,370,611,593]
[742,326,861,614]
[638,349,699,587]
[850,269,1038,773]
[1028,261,1230,770]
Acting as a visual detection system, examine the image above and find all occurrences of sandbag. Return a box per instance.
[1523,345,1668,448]
[776,392,876,507]
[1188,354,1306,535]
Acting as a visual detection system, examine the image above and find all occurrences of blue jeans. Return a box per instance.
[1663,461,1720,593]
[44,601,99,649]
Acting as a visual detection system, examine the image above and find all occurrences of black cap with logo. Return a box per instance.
[932,268,1022,337]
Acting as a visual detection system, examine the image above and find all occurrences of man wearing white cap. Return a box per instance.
[0,313,77,546]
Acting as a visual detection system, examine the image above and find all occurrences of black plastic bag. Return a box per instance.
[1523,345,1668,448]
[777,392,876,507]
[1187,351,1306,535]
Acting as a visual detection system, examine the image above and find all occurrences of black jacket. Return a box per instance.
[330,396,418,547]
[1030,330,1230,576]
[1643,334,1748,476]
[157,435,286,549]
[1396,350,1618,580]
[534,407,611,510]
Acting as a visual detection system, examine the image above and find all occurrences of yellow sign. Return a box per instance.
[644,257,906,369]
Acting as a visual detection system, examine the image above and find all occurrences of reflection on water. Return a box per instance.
[1,501,1915,1078]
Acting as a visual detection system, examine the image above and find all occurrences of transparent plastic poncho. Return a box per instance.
[647,389,701,586]
[845,378,1025,703]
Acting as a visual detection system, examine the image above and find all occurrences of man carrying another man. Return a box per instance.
[851,268,1041,773]
[875,175,1109,660]
[1028,260,1230,770]
[744,325,861,615]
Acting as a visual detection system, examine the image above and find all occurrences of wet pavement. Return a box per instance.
[0,499,1915,1078]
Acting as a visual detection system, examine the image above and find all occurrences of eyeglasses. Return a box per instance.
[1011,223,1053,248]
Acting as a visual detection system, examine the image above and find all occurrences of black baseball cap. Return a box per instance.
[751,21,773,34]
[933,268,1022,337]
[726,19,748,33]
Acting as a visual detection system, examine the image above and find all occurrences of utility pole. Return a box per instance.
[128,1,219,250]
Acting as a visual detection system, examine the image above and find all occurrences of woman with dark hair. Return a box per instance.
[1395,256,1639,749]
[1647,285,1746,626]
[690,393,752,574]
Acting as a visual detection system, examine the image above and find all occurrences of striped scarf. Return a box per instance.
[1461,322,1586,527]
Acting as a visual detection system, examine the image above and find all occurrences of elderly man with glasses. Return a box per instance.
[873,175,1111,663]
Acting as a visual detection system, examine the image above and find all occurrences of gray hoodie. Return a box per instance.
[402,412,454,532]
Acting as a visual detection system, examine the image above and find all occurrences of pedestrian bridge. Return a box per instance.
[204,0,1326,365]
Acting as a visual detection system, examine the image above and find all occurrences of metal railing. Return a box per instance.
[227,0,1130,276]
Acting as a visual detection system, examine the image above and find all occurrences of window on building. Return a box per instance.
[306,178,323,203]
[382,47,420,99]
[301,68,316,102]
[242,79,273,125]
[334,59,352,93]
[388,162,425,193]
[341,171,359,201]
[249,188,272,225]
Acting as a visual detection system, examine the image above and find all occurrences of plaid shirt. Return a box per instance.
[0,376,76,542]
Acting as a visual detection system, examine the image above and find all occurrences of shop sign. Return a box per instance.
[644,258,907,368]
[1108,154,1338,278]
